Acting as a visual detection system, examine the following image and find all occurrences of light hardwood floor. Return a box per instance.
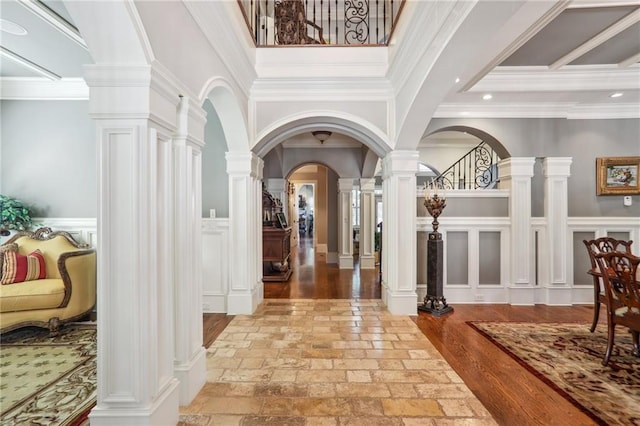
[202,235,598,425]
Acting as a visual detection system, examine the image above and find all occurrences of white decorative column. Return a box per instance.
[86,65,180,425]
[226,152,264,314]
[543,157,573,305]
[359,178,376,269]
[338,178,354,269]
[498,157,536,305]
[172,96,207,404]
[381,151,419,315]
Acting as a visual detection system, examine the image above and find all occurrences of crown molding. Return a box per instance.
[0,47,60,80]
[0,77,88,100]
[434,101,639,119]
[17,0,88,50]
[471,65,640,92]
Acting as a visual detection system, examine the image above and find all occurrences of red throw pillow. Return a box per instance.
[0,249,46,285]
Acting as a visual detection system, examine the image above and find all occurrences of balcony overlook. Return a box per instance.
[239,0,405,46]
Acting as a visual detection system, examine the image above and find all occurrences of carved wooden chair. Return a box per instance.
[275,0,325,45]
[594,250,640,365]
[583,237,633,332]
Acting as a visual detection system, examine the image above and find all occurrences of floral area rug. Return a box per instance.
[468,321,640,426]
[0,324,96,425]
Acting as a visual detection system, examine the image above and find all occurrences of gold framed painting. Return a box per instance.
[596,156,640,195]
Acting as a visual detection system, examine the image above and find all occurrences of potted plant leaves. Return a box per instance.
[0,194,35,237]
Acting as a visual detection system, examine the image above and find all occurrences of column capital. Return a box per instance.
[175,96,206,149]
[338,178,355,192]
[497,157,535,178]
[543,157,572,177]
[359,178,376,191]
[226,152,263,179]
[84,64,182,135]
[382,151,419,179]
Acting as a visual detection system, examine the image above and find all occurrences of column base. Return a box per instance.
[227,285,262,315]
[508,285,535,305]
[89,378,180,426]
[175,347,206,405]
[360,255,375,269]
[338,255,354,269]
[537,285,573,306]
[384,288,418,315]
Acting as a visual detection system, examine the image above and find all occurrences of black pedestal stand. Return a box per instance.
[418,230,453,316]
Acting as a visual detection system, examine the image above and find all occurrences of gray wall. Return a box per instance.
[0,100,96,217]
[416,197,508,217]
[202,100,229,218]
[427,118,640,217]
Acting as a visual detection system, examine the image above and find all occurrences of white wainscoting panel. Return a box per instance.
[202,218,230,313]
[32,218,97,247]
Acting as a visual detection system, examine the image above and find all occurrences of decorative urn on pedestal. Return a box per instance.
[418,182,453,316]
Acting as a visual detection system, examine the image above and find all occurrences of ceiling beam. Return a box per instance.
[549,8,640,69]
[0,46,60,80]
[619,52,640,67]
[459,0,571,93]
[18,0,88,50]
[567,1,640,9]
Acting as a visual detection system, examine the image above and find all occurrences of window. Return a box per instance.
[352,188,360,228]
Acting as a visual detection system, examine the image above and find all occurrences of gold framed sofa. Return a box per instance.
[0,227,96,335]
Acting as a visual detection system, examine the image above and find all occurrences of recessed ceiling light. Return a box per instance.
[455,77,460,83]
[0,19,28,36]
[482,94,492,100]
[610,92,623,98]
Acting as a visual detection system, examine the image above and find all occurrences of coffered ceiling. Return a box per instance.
[0,0,638,119]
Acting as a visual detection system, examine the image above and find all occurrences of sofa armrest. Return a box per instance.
[58,249,96,309]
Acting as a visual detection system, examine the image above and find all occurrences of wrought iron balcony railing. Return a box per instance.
[239,0,405,46]
[429,142,501,191]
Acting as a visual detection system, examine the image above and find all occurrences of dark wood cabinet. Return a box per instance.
[262,226,292,282]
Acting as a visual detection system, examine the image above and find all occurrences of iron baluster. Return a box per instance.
[327,0,331,44]
[335,0,339,43]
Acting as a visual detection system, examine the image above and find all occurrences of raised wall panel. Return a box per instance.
[573,231,595,286]
[446,231,468,285]
[479,231,501,285]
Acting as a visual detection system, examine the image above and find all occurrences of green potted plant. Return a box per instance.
[0,195,35,236]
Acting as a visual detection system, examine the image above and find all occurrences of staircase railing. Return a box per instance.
[238,0,405,46]
[428,142,500,190]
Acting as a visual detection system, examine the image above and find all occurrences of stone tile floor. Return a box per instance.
[179,300,496,425]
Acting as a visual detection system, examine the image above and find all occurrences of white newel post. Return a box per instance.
[382,151,419,315]
[498,157,536,305]
[226,152,264,314]
[338,178,354,269]
[86,65,180,425]
[172,96,207,404]
[360,178,376,269]
[543,157,573,305]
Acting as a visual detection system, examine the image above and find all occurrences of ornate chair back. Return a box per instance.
[594,250,640,365]
[583,237,633,332]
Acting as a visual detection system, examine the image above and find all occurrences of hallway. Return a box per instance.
[264,235,381,300]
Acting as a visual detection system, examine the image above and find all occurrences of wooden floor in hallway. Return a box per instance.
[264,235,382,300]
[199,236,598,425]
